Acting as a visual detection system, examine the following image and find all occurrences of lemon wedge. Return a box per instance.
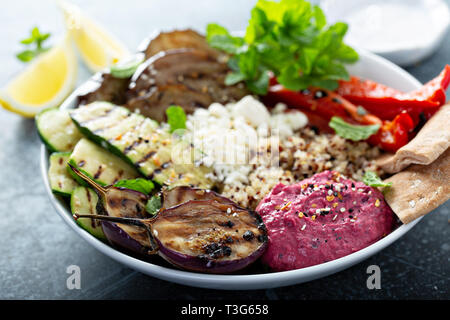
[59,0,131,73]
[0,35,77,117]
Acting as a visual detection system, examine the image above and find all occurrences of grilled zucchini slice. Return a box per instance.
[48,152,79,197]
[70,187,106,241]
[36,108,83,152]
[70,102,213,188]
[68,138,140,186]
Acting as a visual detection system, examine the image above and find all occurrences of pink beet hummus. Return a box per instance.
[256,170,394,271]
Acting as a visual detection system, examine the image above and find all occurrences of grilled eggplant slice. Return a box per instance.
[48,152,79,197]
[77,72,130,107]
[68,138,140,186]
[143,29,221,60]
[126,49,248,122]
[69,164,157,255]
[162,186,236,208]
[72,180,268,273]
[70,101,213,188]
[152,200,268,273]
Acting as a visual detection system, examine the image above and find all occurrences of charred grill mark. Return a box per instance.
[58,157,63,165]
[202,242,232,259]
[218,220,235,228]
[77,107,114,125]
[93,165,103,179]
[135,151,157,165]
[108,198,118,208]
[112,169,125,185]
[93,119,127,134]
[124,137,144,155]
[85,188,96,228]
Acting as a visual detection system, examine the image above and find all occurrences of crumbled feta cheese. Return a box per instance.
[231,95,271,127]
[185,95,308,186]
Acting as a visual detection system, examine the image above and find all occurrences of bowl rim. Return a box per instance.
[40,46,424,290]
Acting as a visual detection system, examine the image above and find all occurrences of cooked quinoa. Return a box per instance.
[222,128,384,209]
[186,95,384,209]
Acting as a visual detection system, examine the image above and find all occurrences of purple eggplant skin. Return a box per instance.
[68,164,155,255]
[99,187,155,254]
[101,221,151,255]
[151,200,268,274]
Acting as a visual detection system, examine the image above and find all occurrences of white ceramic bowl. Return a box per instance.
[322,0,450,66]
[41,47,423,290]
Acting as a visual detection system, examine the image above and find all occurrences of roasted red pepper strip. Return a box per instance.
[368,112,415,153]
[263,84,414,152]
[337,64,450,123]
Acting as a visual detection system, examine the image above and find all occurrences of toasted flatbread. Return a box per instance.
[383,148,450,224]
[378,104,450,173]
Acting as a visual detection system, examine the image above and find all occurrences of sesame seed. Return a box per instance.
[332,215,338,221]
[375,199,380,207]
[301,224,306,231]
[298,212,304,218]
[340,207,346,212]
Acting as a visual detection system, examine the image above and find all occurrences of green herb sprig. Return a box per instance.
[329,116,380,141]
[114,178,155,195]
[166,105,187,133]
[363,171,392,188]
[145,195,162,216]
[206,0,358,95]
[16,27,51,63]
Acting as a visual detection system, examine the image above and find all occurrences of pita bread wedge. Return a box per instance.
[378,104,450,174]
[383,148,450,224]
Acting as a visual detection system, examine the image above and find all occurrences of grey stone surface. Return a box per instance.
[0,0,448,300]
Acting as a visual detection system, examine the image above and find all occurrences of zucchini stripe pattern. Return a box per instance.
[70,102,213,189]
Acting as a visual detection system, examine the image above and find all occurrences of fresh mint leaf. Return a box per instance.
[225,72,247,85]
[145,195,161,216]
[114,178,154,195]
[16,50,35,62]
[246,70,270,95]
[206,0,358,94]
[166,105,187,133]
[363,171,392,188]
[16,26,51,63]
[329,116,380,141]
